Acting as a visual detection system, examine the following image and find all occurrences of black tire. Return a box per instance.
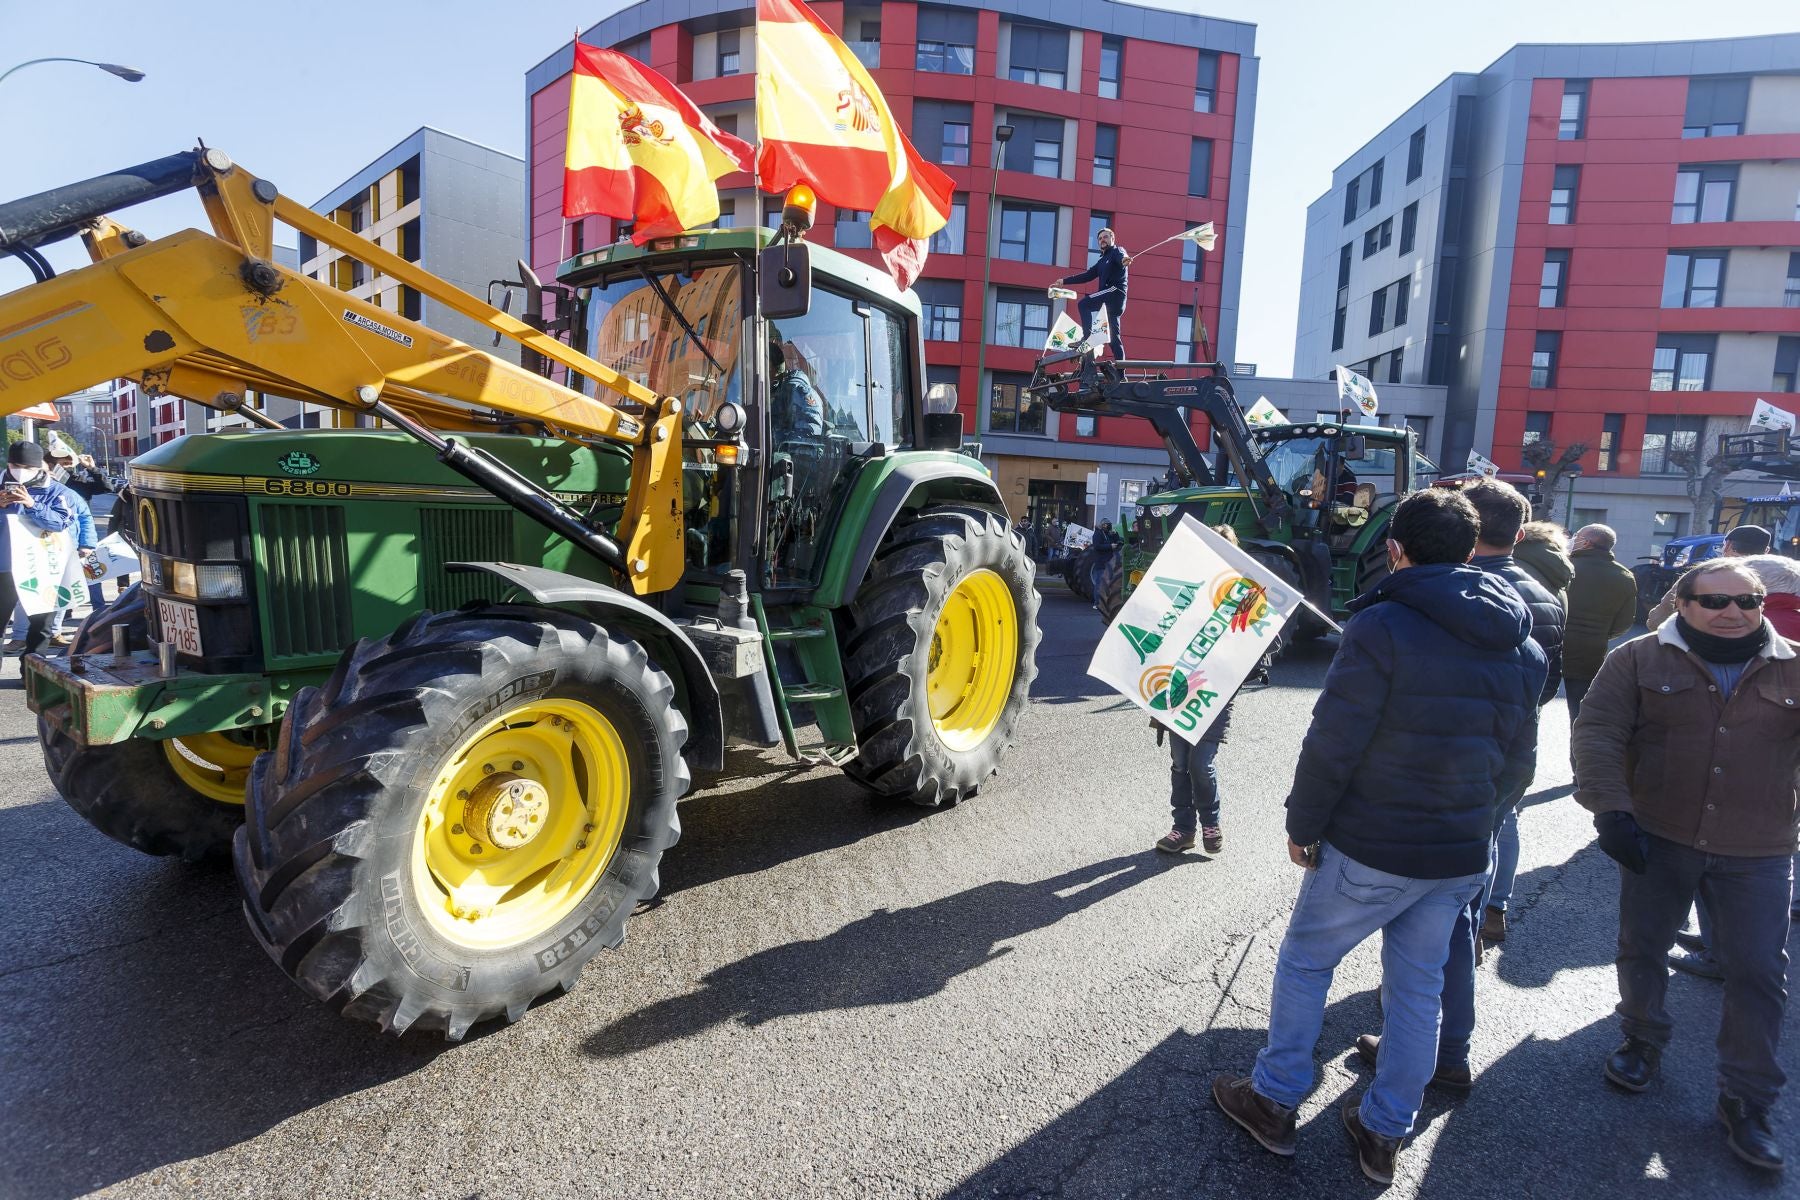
[1096,551,1126,623]
[234,605,688,1039]
[41,716,251,863]
[1354,535,1391,599]
[70,582,147,655]
[840,505,1041,808]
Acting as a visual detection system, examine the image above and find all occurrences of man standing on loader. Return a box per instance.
[1059,228,1132,360]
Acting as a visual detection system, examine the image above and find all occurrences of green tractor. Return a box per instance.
[9,150,1039,1037]
[1027,353,1435,637]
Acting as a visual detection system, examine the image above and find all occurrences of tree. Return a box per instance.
[1668,417,1748,533]
[1520,438,1590,522]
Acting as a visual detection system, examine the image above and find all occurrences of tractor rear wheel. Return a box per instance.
[1096,551,1126,623]
[234,605,687,1039]
[841,506,1040,808]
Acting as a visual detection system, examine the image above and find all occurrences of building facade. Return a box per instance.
[523,0,1258,527]
[1298,34,1800,561]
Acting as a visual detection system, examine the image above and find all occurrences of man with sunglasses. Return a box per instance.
[1573,559,1799,1173]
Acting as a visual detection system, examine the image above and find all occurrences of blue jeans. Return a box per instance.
[1617,835,1793,1108]
[1253,844,1487,1138]
[1168,735,1222,835]
[1488,808,1521,913]
[1439,836,1498,1071]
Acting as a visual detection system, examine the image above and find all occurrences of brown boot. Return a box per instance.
[1481,905,1507,943]
[1211,1075,1296,1157]
[1342,1095,1401,1184]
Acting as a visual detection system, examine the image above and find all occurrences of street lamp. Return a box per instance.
[0,57,146,88]
[973,123,1014,469]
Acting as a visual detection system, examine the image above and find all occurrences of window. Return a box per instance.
[1523,412,1552,463]
[1641,416,1705,475]
[1649,335,1715,392]
[1662,251,1725,308]
[1684,77,1748,138]
[1361,217,1393,259]
[1368,283,1389,336]
[614,34,650,63]
[913,100,973,166]
[1531,331,1560,388]
[1332,306,1347,351]
[1176,305,1195,364]
[1406,128,1425,182]
[764,199,784,229]
[987,371,1045,435]
[1652,511,1690,546]
[1189,139,1212,197]
[1550,165,1579,224]
[1343,178,1359,225]
[1338,243,1352,289]
[717,28,741,77]
[1387,345,1405,383]
[917,7,976,74]
[930,199,966,254]
[1094,126,1118,188]
[1559,79,1588,140]
[835,208,872,249]
[994,288,1051,349]
[1333,243,1351,351]
[1539,249,1569,307]
[1088,212,1112,266]
[1399,202,1418,255]
[1673,165,1736,223]
[1775,337,1800,392]
[998,202,1058,264]
[1008,23,1068,89]
[1182,238,1206,282]
[1194,52,1218,113]
[1368,159,1384,209]
[917,280,962,342]
[715,198,736,229]
[712,112,740,138]
[1597,413,1625,472]
[1392,276,1410,327]
[1098,36,1122,99]
[1003,114,1065,179]
[1785,253,1800,308]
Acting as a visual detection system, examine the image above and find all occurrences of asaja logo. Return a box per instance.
[276,450,321,477]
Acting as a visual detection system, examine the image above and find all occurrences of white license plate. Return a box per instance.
[156,597,204,657]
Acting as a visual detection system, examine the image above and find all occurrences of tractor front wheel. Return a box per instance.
[841,506,1040,808]
[234,606,687,1039]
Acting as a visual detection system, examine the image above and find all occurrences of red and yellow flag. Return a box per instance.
[755,0,956,289]
[564,43,755,244]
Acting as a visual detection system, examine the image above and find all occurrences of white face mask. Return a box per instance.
[7,466,40,485]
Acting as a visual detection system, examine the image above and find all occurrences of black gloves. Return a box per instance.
[1594,811,1650,874]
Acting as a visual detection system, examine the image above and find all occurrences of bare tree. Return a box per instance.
[1668,417,1749,532]
[1520,438,1590,522]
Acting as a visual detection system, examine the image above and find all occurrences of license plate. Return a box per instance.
[156,597,204,657]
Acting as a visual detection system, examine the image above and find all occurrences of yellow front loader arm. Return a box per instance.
[0,147,683,594]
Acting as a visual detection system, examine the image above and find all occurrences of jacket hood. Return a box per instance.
[1352,562,1533,652]
[1515,538,1576,590]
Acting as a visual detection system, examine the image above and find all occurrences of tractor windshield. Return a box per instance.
[1733,500,1800,549]
[1252,436,1430,494]
[582,262,745,437]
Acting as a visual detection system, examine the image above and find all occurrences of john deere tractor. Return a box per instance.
[2,148,1039,1038]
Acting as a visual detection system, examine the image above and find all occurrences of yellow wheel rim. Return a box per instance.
[412,697,630,950]
[926,569,1019,753]
[162,732,258,806]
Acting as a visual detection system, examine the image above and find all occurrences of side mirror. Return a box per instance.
[1341,435,1368,461]
[759,242,811,319]
[923,410,963,451]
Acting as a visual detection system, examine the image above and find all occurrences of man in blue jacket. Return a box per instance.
[1058,228,1131,360]
[1213,488,1546,1185]
[0,441,77,656]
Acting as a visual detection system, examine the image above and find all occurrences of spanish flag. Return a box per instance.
[755,0,956,289]
[563,43,756,244]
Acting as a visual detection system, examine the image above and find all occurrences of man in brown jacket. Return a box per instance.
[1573,559,1800,1173]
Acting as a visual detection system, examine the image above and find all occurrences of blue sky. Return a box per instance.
[4,0,1795,376]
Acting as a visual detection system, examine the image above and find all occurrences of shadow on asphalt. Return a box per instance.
[582,852,1202,1059]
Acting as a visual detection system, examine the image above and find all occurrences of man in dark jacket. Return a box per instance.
[1213,489,1545,1185]
[1574,558,1799,1172]
[1564,523,1639,719]
[1059,228,1130,359]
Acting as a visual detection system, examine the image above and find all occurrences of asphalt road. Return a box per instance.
[0,586,1793,1199]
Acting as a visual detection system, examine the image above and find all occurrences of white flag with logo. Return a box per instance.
[1244,396,1287,428]
[8,517,82,616]
[1467,448,1501,479]
[1084,306,1112,352]
[1750,397,1796,435]
[1335,364,1379,418]
[1045,311,1084,352]
[1088,516,1299,743]
[82,532,139,584]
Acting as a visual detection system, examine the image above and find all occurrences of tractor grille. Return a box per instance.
[419,506,512,611]
[257,505,354,659]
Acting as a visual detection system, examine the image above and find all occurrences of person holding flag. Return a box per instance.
[1057,228,1131,360]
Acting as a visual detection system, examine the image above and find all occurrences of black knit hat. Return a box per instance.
[7,441,44,468]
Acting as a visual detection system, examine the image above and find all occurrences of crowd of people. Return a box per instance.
[1133,480,1794,1183]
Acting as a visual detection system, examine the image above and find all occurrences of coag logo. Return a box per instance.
[276,450,321,476]
[1211,574,1271,632]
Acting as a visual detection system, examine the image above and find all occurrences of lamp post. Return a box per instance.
[0,57,146,88]
[972,123,1014,465]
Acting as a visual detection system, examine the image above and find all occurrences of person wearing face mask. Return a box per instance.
[1573,559,1800,1173]
[0,441,78,656]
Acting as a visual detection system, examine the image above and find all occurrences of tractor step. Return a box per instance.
[782,682,843,702]
[751,598,858,763]
[766,625,829,642]
[797,742,859,767]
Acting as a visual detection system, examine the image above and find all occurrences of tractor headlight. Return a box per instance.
[1150,505,1176,517]
[196,564,246,601]
[170,560,197,598]
[1666,546,1690,568]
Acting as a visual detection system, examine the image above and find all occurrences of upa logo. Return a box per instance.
[276,450,321,477]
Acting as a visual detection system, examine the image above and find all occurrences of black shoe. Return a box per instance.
[1673,930,1709,954]
[1481,906,1507,944]
[1155,828,1195,854]
[1604,1037,1661,1093]
[1212,1075,1296,1157]
[1353,1033,1473,1093]
[1341,1095,1400,1184]
[1719,1094,1785,1172]
[1668,948,1725,981]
